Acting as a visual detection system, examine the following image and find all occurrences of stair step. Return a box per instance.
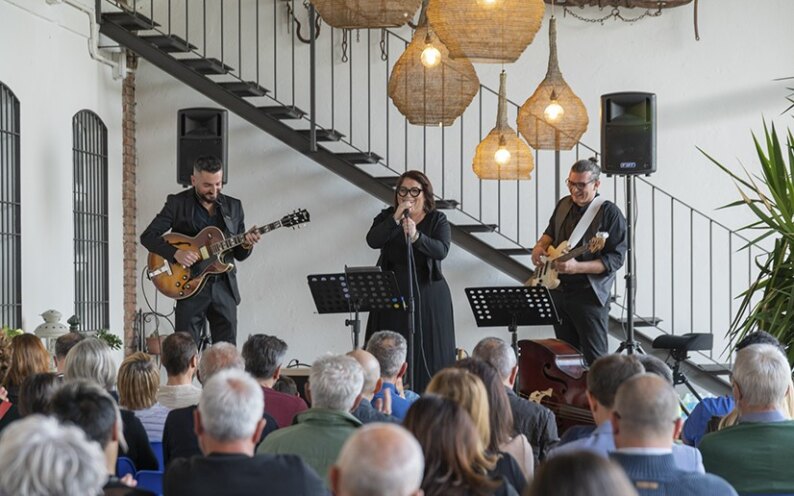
[435,199,459,210]
[457,224,498,233]
[499,248,532,256]
[139,34,196,53]
[374,176,400,187]
[102,11,159,31]
[334,152,382,164]
[613,316,663,327]
[182,57,234,75]
[259,105,306,120]
[296,129,344,142]
[218,81,269,97]
[695,363,731,376]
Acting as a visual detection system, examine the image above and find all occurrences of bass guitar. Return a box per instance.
[146,209,310,300]
[527,232,608,289]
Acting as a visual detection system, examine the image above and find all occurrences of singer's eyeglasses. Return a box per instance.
[566,179,596,190]
[397,187,423,198]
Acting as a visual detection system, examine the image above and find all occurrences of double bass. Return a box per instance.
[517,338,595,434]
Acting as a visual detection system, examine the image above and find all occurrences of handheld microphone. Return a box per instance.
[403,208,411,219]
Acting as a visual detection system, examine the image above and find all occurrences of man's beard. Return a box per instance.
[198,191,218,204]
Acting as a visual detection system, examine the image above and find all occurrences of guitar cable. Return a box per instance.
[140,266,176,340]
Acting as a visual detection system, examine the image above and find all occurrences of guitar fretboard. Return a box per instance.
[209,222,281,255]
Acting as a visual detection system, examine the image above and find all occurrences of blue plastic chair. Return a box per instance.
[116,456,136,478]
[135,470,163,496]
[150,441,165,471]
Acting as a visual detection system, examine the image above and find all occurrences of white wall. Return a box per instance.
[134,0,794,365]
[0,0,124,360]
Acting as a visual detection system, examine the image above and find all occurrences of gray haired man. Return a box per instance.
[367,330,415,420]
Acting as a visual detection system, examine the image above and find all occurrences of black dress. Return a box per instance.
[364,207,455,392]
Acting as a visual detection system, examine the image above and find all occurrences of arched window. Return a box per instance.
[73,110,109,333]
[0,83,21,329]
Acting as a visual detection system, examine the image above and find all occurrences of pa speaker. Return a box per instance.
[177,108,228,186]
[601,92,656,176]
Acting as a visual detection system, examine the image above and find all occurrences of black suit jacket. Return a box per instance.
[140,189,251,303]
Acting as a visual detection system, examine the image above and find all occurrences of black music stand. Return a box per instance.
[307,267,404,349]
[465,286,559,389]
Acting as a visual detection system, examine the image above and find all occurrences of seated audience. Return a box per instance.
[163,369,325,495]
[0,333,51,433]
[404,395,518,496]
[273,375,299,396]
[64,338,158,471]
[0,414,106,496]
[548,354,704,473]
[455,358,534,479]
[635,354,674,385]
[258,354,364,482]
[51,380,153,495]
[162,342,278,468]
[427,368,527,494]
[242,334,308,427]
[54,331,85,374]
[118,352,170,442]
[526,451,638,496]
[699,343,794,494]
[610,374,737,495]
[348,348,399,424]
[472,337,558,463]
[17,372,61,416]
[366,331,416,420]
[157,332,201,409]
[331,423,424,496]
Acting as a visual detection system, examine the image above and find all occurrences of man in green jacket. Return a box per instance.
[258,354,364,483]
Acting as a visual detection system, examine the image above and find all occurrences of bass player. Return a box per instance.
[530,158,627,365]
[141,156,261,346]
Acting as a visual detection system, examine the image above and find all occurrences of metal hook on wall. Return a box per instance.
[286,0,323,44]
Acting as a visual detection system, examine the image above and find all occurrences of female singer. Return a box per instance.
[365,170,455,393]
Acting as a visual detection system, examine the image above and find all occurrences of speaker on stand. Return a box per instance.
[601,92,656,356]
[177,108,228,186]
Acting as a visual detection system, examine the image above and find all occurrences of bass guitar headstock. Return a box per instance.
[587,232,609,253]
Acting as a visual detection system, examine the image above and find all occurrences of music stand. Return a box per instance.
[465,286,559,389]
[307,268,404,349]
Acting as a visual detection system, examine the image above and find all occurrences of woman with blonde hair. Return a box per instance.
[0,334,50,433]
[427,368,527,494]
[118,351,170,442]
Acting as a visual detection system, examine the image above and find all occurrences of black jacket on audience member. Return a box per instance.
[120,409,159,471]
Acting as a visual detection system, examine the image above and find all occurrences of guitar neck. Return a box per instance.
[557,244,591,263]
[211,222,280,254]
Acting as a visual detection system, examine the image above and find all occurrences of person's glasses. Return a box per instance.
[397,187,423,198]
[566,179,595,190]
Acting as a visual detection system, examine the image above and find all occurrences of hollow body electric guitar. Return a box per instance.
[147,209,310,300]
[527,232,609,289]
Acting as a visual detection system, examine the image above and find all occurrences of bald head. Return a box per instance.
[332,423,424,496]
[347,349,381,397]
[612,373,681,448]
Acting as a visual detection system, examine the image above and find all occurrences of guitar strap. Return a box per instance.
[567,195,606,248]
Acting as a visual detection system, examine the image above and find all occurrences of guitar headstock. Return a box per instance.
[587,232,609,253]
[281,209,310,228]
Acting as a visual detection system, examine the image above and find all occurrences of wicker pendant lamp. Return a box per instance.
[311,0,422,29]
[426,0,545,63]
[517,16,588,150]
[472,71,534,180]
[388,25,479,126]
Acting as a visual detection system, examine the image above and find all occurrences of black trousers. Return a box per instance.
[175,276,238,346]
[550,286,609,365]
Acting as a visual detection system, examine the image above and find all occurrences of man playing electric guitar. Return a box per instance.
[530,159,627,365]
[141,156,261,346]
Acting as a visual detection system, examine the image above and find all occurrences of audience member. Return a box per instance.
[17,372,61,416]
[348,348,399,424]
[0,333,50,433]
[242,334,308,427]
[473,337,559,463]
[51,380,153,495]
[366,331,416,420]
[162,342,278,468]
[273,375,299,396]
[163,369,325,495]
[404,395,518,496]
[699,344,794,494]
[63,338,158,471]
[118,352,170,442]
[331,423,424,496]
[157,332,201,409]
[548,354,704,473]
[53,331,85,374]
[258,354,364,482]
[427,368,527,493]
[455,358,534,479]
[635,354,673,385]
[610,374,737,495]
[0,414,106,496]
[525,451,638,496]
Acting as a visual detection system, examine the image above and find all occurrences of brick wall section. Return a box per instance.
[122,52,139,356]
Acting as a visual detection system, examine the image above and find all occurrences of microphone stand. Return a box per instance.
[403,210,417,390]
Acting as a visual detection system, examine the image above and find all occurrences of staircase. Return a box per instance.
[98,0,766,387]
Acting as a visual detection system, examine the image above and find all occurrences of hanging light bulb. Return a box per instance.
[543,89,565,123]
[475,0,500,8]
[420,32,441,68]
[494,135,511,165]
